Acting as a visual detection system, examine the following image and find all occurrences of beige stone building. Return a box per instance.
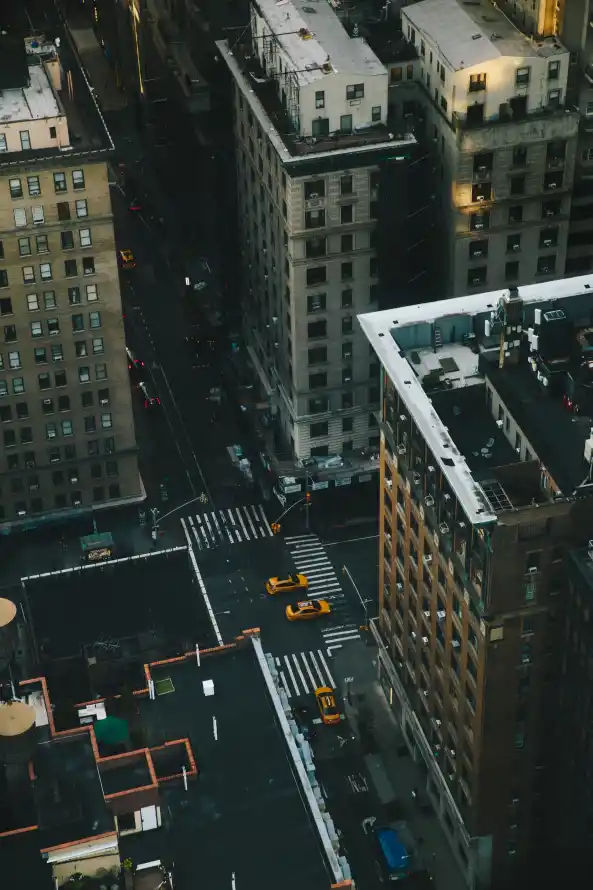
[0,34,142,528]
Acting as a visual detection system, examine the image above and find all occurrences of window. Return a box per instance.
[341,175,353,195]
[507,233,521,252]
[20,130,31,150]
[341,288,353,308]
[49,126,57,139]
[82,257,95,276]
[307,293,326,313]
[509,205,523,225]
[13,208,27,228]
[40,263,52,281]
[469,239,488,260]
[342,366,352,384]
[42,398,54,415]
[68,287,81,305]
[79,228,92,247]
[539,228,558,249]
[21,429,33,445]
[537,255,556,275]
[81,391,94,408]
[310,420,329,440]
[46,318,59,337]
[372,105,381,121]
[86,284,98,302]
[108,483,120,499]
[12,402,26,420]
[22,266,35,284]
[370,256,378,277]
[0,298,12,318]
[583,148,593,163]
[61,420,73,436]
[38,373,50,389]
[306,266,326,286]
[308,346,327,365]
[0,134,6,151]
[341,261,353,281]
[32,206,44,225]
[72,170,85,190]
[342,391,354,410]
[469,72,486,92]
[308,320,327,339]
[17,237,32,259]
[346,83,364,100]
[9,178,23,198]
[30,321,43,338]
[342,315,353,334]
[516,67,530,86]
[341,204,353,224]
[340,115,353,134]
[46,422,57,439]
[95,363,107,380]
[71,314,84,333]
[440,96,448,112]
[12,377,24,394]
[0,405,11,422]
[306,237,326,259]
[27,175,40,197]
[510,175,526,196]
[61,231,74,250]
[57,202,70,220]
[548,89,561,107]
[542,199,561,218]
[84,415,97,433]
[34,347,47,364]
[341,234,354,252]
[472,183,491,203]
[305,209,325,229]
[92,338,104,354]
[101,413,113,430]
[53,172,67,193]
[36,235,49,254]
[51,344,64,362]
[304,180,325,201]
[79,366,90,383]
[315,90,325,109]
[543,171,563,190]
[342,342,353,361]
[75,341,88,358]
[3,430,15,447]
[27,294,39,312]
[64,259,78,277]
[512,145,527,167]
[309,372,327,389]
[75,199,88,218]
[467,266,487,287]
[55,370,67,387]
[548,60,560,81]
[505,261,519,281]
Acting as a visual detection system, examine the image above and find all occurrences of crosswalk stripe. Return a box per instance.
[242,505,258,538]
[235,507,249,539]
[303,570,337,580]
[226,508,242,542]
[291,653,308,691]
[300,652,317,690]
[293,558,331,568]
[259,504,274,535]
[309,650,326,686]
[323,630,361,643]
[285,534,318,543]
[291,544,324,554]
[283,656,299,693]
[318,650,336,688]
[308,581,341,590]
[323,624,357,637]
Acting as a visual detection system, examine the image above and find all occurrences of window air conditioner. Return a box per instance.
[309,192,319,199]
[473,250,483,258]
[425,495,435,507]
[43,398,52,405]
[412,472,421,484]
[543,239,552,246]
[477,165,487,173]
[17,510,26,517]
[26,461,35,469]
[474,222,484,230]
[29,483,39,491]
[73,499,81,506]
[396,582,404,592]
[472,277,482,285]
[548,182,557,188]
[541,266,550,273]
[100,398,108,406]
[476,194,485,202]
[397,444,406,454]
[439,522,449,534]
[424,554,433,564]
[527,565,538,574]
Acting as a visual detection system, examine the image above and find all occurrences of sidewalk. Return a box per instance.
[332,643,466,890]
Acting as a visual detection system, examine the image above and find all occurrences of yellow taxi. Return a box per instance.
[285,599,331,621]
[119,248,136,270]
[266,573,308,596]
[315,686,341,725]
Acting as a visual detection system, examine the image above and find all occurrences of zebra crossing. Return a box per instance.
[274,648,338,698]
[285,533,361,647]
[180,503,273,550]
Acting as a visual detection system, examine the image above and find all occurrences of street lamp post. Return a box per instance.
[342,564,373,626]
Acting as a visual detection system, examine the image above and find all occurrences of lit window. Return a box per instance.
[79,228,92,247]
[101,413,113,429]
[92,337,104,354]
[32,206,45,225]
[86,284,98,301]
[75,199,88,217]
[14,208,27,227]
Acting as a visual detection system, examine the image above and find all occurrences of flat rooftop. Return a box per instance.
[403,0,566,70]
[121,643,332,890]
[254,0,385,88]
[218,42,414,164]
[24,547,217,663]
[359,274,593,525]
[0,0,113,168]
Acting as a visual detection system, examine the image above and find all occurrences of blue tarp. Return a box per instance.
[376,827,409,872]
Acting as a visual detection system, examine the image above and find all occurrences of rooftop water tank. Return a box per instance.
[0,700,36,764]
[0,597,17,673]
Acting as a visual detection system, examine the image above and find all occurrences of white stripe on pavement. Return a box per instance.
[300,652,317,690]
[283,656,299,694]
[291,653,308,692]
[318,650,336,688]
[259,504,274,535]
[180,518,224,645]
[285,534,318,543]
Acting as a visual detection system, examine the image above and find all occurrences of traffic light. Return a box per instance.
[305,492,311,503]
[271,522,281,535]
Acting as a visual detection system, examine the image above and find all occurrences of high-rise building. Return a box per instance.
[217,0,428,461]
[359,276,593,888]
[0,32,142,528]
[399,0,579,297]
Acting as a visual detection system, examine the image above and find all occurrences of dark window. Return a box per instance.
[341,288,353,308]
[305,209,325,229]
[470,212,490,231]
[308,320,327,339]
[469,240,488,260]
[473,152,493,175]
[304,180,325,200]
[56,202,70,221]
[307,293,326,313]
[310,421,329,437]
[342,417,353,433]
[539,228,558,249]
[340,204,353,224]
[308,396,329,414]
[505,261,519,281]
[543,171,563,191]
[472,183,491,203]
[64,259,78,277]
[341,233,353,252]
[68,286,81,305]
[306,237,326,259]
[308,346,327,365]
[510,175,526,196]
[469,73,486,92]
[311,118,329,138]
[0,297,12,316]
[82,257,95,276]
[516,67,530,86]
[537,255,556,275]
[542,200,561,218]
[306,266,326,286]
[341,262,353,281]
[342,315,353,334]
[341,176,353,195]
[512,146,527,167]
[467,266,487,287]
[61,231,74,250]
[346,83,364,100]
[309,372,327,389]
[108,483,121,499]
[507,233,521,252]
[509,205,523,224]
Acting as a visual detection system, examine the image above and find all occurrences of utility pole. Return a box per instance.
[151,507,160,541]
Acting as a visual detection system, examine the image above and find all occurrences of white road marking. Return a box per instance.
[300,652,317,690]
[318,650,337,687]
[309,650,326,686]
[291,652,308,693]
[259,504,273,535]
[242,505,258,538]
